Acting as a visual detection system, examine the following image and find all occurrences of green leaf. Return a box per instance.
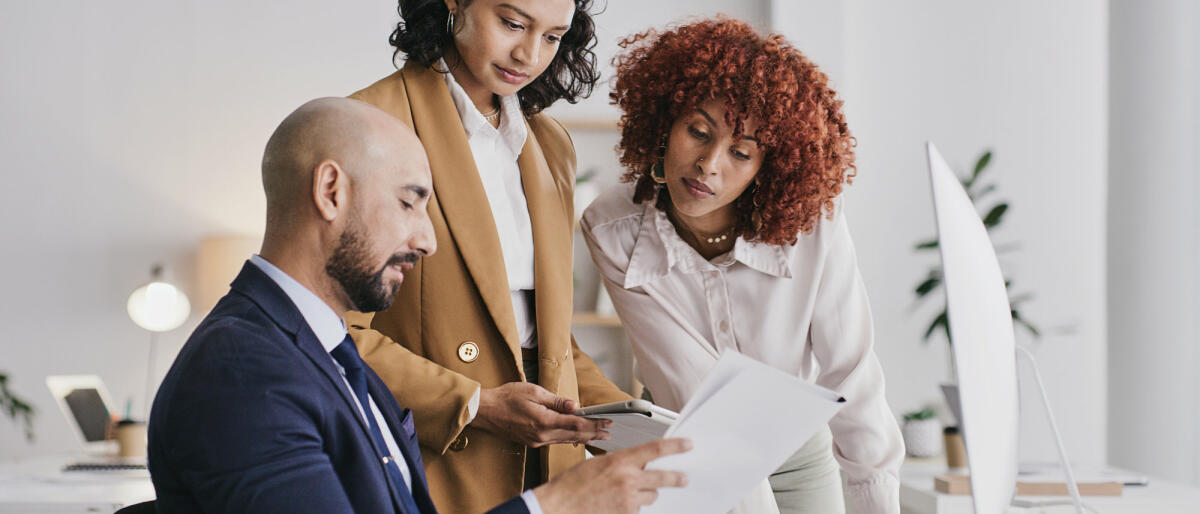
[904,408,937,421]
[915,239,939,251]
[983,203,1009,228]
[915,276,941,297]
[1008,293,1033,305]
[972,183,997,200]
[1012,309,1042,337]
[575,168,596,185]
[923,311,950,343]
[973,150,992,179]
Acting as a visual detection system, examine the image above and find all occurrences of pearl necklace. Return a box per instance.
[685,226,733,246]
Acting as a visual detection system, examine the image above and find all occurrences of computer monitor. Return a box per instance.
[46,375,118,454]
[925,142,1019,514]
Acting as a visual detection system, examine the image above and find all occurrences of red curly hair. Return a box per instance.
[610,18,856,245]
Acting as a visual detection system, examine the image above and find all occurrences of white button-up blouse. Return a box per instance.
[442,64,538,350]
[581,183,904,514]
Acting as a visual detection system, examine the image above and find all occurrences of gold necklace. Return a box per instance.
[693,227,733,245]
[681,220,734,247]
[667,208,735,248]
[481,105,500,120]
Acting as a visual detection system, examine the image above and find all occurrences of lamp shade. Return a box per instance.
[195,235,261,312]
[127,277,190,332]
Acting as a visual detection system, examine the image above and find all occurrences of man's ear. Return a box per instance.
[312,159,348,223]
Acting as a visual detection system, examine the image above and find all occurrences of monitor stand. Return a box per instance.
[1011,345,1091,513]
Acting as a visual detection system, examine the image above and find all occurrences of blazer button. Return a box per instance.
[458,341,480,363]
[449,433,469,452]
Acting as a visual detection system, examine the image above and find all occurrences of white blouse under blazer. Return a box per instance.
[581,183,904,514]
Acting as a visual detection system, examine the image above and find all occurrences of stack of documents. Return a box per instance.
[637,351,846,514]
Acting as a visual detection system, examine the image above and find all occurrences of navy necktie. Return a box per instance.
[330,335,421,514]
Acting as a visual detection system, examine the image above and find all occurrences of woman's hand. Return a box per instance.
[473,382,613,447]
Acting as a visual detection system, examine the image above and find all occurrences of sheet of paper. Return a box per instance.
[643,351,845,514]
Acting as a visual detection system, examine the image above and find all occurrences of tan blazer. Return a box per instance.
[346,63,630,514]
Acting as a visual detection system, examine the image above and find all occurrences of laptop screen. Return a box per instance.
[63,387,111,442]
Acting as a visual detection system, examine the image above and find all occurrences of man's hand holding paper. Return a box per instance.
[581,351,846,514]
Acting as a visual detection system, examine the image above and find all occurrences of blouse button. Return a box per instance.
[718,320,729,333]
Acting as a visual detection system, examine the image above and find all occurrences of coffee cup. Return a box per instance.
[115,420,147,458]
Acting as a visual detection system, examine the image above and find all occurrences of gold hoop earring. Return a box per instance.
[651,161,667,184]
[446,11,455,34]
[650,132,669,184]
[751,180,764,230]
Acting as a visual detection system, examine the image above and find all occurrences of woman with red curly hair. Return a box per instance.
[581,19,903,514]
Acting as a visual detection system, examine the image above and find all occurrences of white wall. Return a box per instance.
[545,0,769,123]
[768,0,1110,464]
[0,0,398,457]
[1108,0,1200,485]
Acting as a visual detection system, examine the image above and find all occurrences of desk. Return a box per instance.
[900,458,1200,513]
[0,455,154,514]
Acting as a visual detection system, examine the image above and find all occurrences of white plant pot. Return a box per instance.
[902,418,943,458]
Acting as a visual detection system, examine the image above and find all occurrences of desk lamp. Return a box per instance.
[126,264,190,419]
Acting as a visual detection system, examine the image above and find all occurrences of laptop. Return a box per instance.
[45,375,147,472]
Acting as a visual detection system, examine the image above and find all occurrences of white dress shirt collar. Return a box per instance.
[624,200,793,288]
[249,254,347,352]
[441,60,527,159]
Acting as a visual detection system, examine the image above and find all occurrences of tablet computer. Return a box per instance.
[575,399,678,452]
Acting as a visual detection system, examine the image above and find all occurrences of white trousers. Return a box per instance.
[730,425,844,514]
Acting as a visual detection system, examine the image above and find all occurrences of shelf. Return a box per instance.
[572,311,623,327]
[558,118,619,131]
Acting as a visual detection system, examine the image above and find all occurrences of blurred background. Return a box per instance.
[0,0,1195,492]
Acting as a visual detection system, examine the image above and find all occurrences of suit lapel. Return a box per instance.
[232,264,369,433]
[292,327,419,512]
[367,372,437,514]
[402,63,522,361]
[518,125,572,391]
[231,263,414,512]
[300,331,437,513]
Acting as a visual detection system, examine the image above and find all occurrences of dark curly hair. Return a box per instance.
[611,18,856,245]
[390,0,600,115]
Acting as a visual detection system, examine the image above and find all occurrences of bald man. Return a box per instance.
[147,98,689,514]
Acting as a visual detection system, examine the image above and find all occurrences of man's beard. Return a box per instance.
[324,222,417,313]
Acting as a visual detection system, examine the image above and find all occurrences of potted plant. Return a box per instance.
[901,408,942,458]
[913,149,1041,347]
[1,371,35,441]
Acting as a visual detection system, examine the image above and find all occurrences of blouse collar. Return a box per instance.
[623,200,793,288]
[440,59,527,159]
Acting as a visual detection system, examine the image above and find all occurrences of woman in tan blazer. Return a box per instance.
[346,0,630,512]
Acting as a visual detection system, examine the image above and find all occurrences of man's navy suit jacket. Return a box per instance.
[148,262,528,514]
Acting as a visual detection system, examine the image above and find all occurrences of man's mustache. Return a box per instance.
[385,252,421,268]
